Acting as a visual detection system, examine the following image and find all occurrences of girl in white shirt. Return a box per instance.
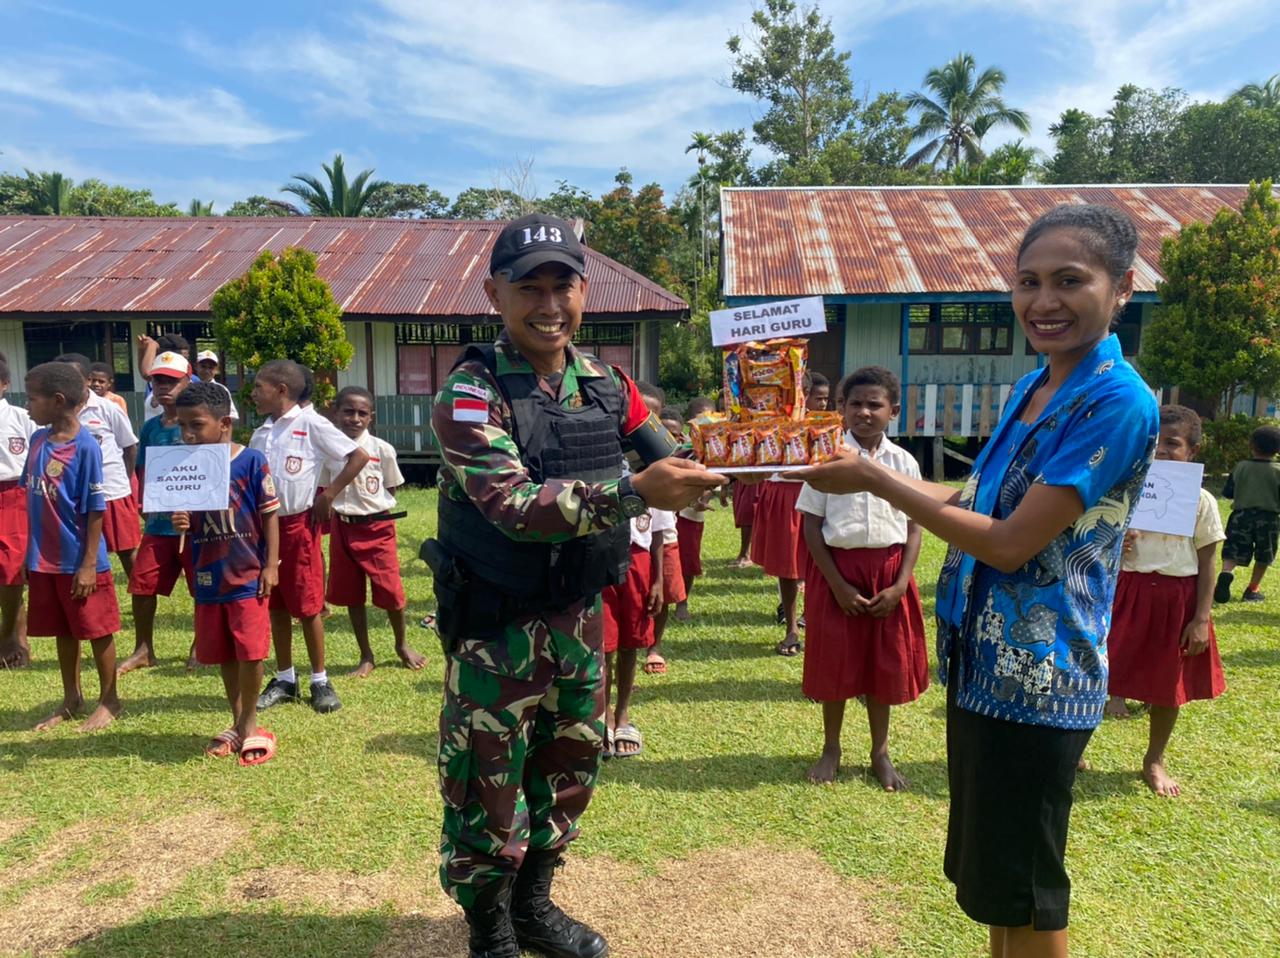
[797,367,928,790]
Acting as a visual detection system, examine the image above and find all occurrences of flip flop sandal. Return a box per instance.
[612,723,644,758]
[642,654,667,675]
[776,637,803,657]
[238,730,277,767]
[420,613,438,630]
[602,727,614,761]
[205,728,243,758]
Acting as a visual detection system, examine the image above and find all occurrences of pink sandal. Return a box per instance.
[205,729,243,758]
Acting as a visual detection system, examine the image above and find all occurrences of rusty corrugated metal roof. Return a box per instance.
[721,185,1273,298]
[0,216,688,319]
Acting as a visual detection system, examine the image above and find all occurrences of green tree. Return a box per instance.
[224,195,299,217]
[1232,73,1280,111]
[1043,108,1107,182]
[585,170,682,287]
[363,182,450,219]
[947,140,1044,185]
[1175,99,1280,183]
[210,247,353,408]
[537,181,594,221]
[0,172,37,214]
[188,199,214,216]
[281,153,390,217]
[68,179,180,216]
[905,52,1030,170]
[448,187,526,220]
[1137,181,1280,417]
[727,0,854,167]
[28,170,72,214]
[1043,87,1186,183]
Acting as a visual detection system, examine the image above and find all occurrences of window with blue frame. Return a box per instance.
[903,303,1014,355]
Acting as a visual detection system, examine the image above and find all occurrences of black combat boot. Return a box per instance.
[510,849,609,958]
[463,876,520,958]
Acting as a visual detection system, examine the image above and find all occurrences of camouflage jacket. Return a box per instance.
[432,333,652,543]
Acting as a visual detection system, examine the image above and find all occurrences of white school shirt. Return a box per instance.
[319,431,404,516]
[79,391,138,501]
[144,380,239,422]
[630,507,675,551]
[250,404,358,516]
[795,434,920,549]
[1122,487,1225,578]
[0,399,35,481]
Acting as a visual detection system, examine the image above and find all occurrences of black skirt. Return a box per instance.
[944,671,1093,931]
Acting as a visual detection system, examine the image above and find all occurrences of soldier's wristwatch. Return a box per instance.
[618,475,648,518]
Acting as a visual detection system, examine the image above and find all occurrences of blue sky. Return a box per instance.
[1,0,1277,212]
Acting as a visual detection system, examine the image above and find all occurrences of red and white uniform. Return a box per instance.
[79,391,141,553]
[0,398,35,585]
[322,432,406,610]
[602,508,674,653]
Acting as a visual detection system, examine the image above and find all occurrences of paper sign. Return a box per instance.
[1129,459,1204,536]
[142,444,231,514]
[710,296,827,347]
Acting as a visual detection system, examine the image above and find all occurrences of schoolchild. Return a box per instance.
[249,360,368,714]
[1214,424,1280,603]
[751,374,829,656]
[1105,405,1225,796]
[602,497,672,758]
[55,353,141,578]
[171,382,281,765]
[0,351,34,669]
[23,362,123,732]
[677,397,720,621]
[797,367,927,790]
[644,403,688,675]
[322,386,426,676]
[87,361,129,414]
[118,351,196,675]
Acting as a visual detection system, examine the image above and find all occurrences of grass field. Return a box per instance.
[1,485,1277,958]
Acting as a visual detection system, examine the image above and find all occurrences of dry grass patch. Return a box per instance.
[0,816,34,845]
[0,809,235,957]
[232,862,438,913]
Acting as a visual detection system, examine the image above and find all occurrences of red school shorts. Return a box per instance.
[128,534,194,597]
[102,494,143,553]
[0,481,27,586]
[195,595,271,665]
[675,514,704,580]
[661,541,686,604]
[602,545,655,654]
[326,516,405,610]
[269,512,325,619]
[27,569,121,640]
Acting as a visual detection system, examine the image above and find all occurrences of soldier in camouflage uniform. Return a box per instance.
[429,214,725,958]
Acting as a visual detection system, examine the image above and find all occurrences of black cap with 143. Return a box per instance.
[489,213,586,280]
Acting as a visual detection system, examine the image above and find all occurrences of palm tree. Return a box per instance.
[1232,73,1280,110]
[26,170,71,215]
[188,199,214,216]
[281,153,390,217]
[685,131,714,169]
[685,131,716,300]
[904,53,1031,170]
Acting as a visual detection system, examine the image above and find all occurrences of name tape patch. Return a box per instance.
[453,382,489,400]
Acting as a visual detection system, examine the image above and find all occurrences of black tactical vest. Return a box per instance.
[437,343,632,608]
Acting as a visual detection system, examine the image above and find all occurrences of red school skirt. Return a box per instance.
[1107,571,1226,707]
[750,481,806,580]
[0,481,27,586]
[802,544,929,704]
[676,515,704,579]
[731,479,761,529]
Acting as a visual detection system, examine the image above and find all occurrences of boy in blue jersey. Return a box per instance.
[119,351,196,676]
[22,362,122,732]
[171,382,281,765]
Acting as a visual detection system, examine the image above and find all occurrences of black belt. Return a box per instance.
[337,510,406,525]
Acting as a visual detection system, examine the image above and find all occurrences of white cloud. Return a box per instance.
[0,55,298,149]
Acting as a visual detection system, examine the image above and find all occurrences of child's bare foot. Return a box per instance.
[116,648,157,676]
[79,700,122,732]
[348,658,375,678]
[35,697,84,731]
[871,751,907,792]
[396,644,427,671]
[674,602,692,622]
[0,644,30,669]
[733,556,753,568]
[1104,696,1131,719]
[1143,758,1180,797]
[806,747,840,784]
[185,652,201,672]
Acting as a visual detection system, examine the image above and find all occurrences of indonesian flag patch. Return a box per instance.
[452,397,488,423]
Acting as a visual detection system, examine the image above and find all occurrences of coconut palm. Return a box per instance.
[281,153,389,217]
[26,170,71,215]
[904,53,1031,170]
[685,131,715,168]
[188,199,214,216]
[1233,73,1280,110]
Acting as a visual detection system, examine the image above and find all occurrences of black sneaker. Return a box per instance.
[257,677,300,710]
[309,679,342,713]
[1242,589,1266,603]
[1213,571,1234,604]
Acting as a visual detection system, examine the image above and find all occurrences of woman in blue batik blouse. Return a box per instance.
[797,204,1158,958]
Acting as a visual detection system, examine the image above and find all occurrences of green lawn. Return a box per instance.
[0,486,1277,957]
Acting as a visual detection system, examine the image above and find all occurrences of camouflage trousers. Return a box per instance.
[437,596,606,908]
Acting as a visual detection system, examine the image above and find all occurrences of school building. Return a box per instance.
[720,184,1277,473]
[0,216,688,459]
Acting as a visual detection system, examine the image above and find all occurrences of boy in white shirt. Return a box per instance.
[0,351,34,668]
[322,386,426,676]
[249,361,368,714]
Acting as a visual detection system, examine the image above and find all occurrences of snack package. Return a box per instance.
[689,412,727,462]
[808,415,845,464]
[723,337,810,421]
[744,385,783,414]
[754,420,785,466]
[699,421,733,467]
[780,421,810,466]
[726,423,756,467]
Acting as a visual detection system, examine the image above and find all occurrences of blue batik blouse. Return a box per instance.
[935,334,1158,730]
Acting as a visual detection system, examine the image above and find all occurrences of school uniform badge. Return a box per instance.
[8,437,24,455]
[285,456,303,475]
[45,459,63,478]
[365,475,380,494]
[636,513,651,533]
